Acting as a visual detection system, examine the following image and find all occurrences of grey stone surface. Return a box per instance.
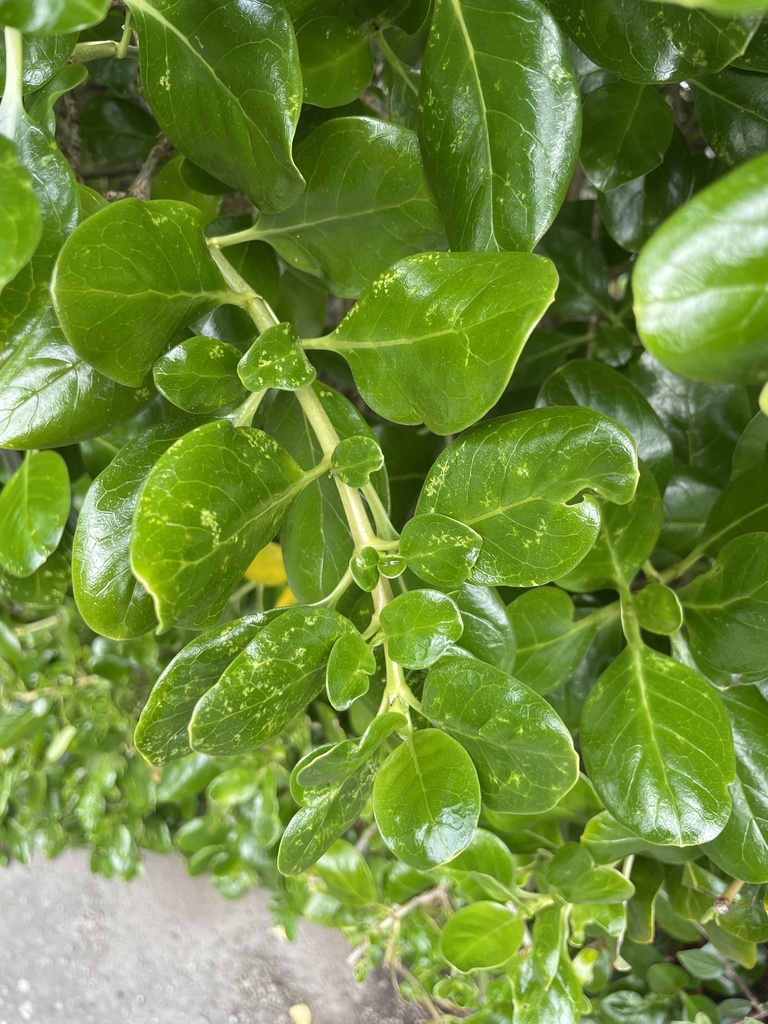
[0,851,422,1024]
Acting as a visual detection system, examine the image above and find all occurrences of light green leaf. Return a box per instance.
[153,337,247,414]
[238,322,316,392]
[581,645,735,845]
[380,589,463,669]
[326,631,376,711]
[296,16,373,108]
[128,0,303,212]
[416,407,639,587]
[423,655,578,812]
[440,901,523,971]
[635,583,684,635]
[580,82,674,192]
[541,842,635,904]
[691,68,768,166]
[131,419,307,630]
[315,839,378,907]
[373,728,481,869]
[0,137,42,295]
[512,948,581,1024]
[330,435,383,488]
[52,199,230,386]
[419,0,580,251]
[189,606,355,753]
[294,713,405,789]
[400,513,482,588]
[0,0,109,32]
[634,151,768,385]
[252,117,446,298]
[134,614,274,765]
[313,251,557,434]
[0,33,77,95]
[0,452,69,577]
[0,548,69,615]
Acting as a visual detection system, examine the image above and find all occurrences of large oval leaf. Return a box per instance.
[423,655,578,812]
[418,0,580,251]
[416,407,639,586]
[131,419,307,630]
[0,451,69,577]
[373,728,480,869]
[634,151,768,385]
[581,645,735,845]
[128,0,304,212]
[312,251,558,434]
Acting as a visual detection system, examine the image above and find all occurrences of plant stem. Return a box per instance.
[207,224,261,249]
[0,27,23,140]
[208,245,277,333]
[14,615,60,637]
[70,39,139,62]
[374,31,419,97]
[127,134,174,200]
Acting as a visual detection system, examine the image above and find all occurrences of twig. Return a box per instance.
[359,89,390,120]
[127,134,175,200]
[355,821,378,854]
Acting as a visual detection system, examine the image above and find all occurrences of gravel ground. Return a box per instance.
[0,851,423,1024]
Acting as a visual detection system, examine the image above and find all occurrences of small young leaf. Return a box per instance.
[635,583,684,636]
[400,513,482,588]
[294,713,405,789]
[440,901,523,972]
[349,546,380,592]
[0,452,69,578]
[296,16,373,108]
[329,435,384,489]
[379,589,463,669]
[373,728,481,870]
[238,322,316,392]
[153,337,247,414]
[326,631,376,711]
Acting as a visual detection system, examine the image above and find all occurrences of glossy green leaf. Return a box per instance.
[541,842,635,904]
[634,151,768,385]
[532,904,566,990]
[536,222,612,319]
[400,513,482,588]
[635,583,684,635]
[508,588,602,696]
[0,548,69,615]
[128,0,304,212]
[537,359,673,488]
[52,199,230,387]
[189,606,355,753]
[691,68,768,166]
[0,33,77,94]
[544,0,759,84]
[326,631,376,710]
[315,839,378,907]
[581,810,692,864]
[0,452,69,577]
[704,452,768,551]
[581,645,735,845]
[73,421,197,640]
[447,583,516,673]
[314,251,557,434]
[330,436,383,488]
[296,16,373,107]
[417,407,639,587]
[418,0,580,251]
[135,614,273,765]
[79,96,157,173]
[0,0,108,32]
[440,901,523,971]
[380,590,463,668]
[512,947,581,1024]
[679,533,768,673]
[423,655,578,813]
[238,322,316,392]
[349,546,380,592]
[373,728,480,869]
[252,117,446,298]
[153,337,246,414]
[294,713,405,789]
[580,82,674,192]
[131,419,307,630]
[0,137,42,294]
[733,412,768,477]
[704,686,768,882]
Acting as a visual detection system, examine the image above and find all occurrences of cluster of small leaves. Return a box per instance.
[4,0,768,1020]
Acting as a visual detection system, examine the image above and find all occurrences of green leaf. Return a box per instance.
[447,583,516,673]
[373,728,480,869]
[0,452,69,577]
[537,358,673,488]
[580,82,674,192]
[400,513,482,588]
[0,33,77,95]
[326,631,376,710]
[508,588,603,696]
[294,713,405,789]
[135,614,273,765]
[252,117,446,298]
[314,251,557,434]
[423,655,578,812]
[416,407,639,587]
[541,842,635,904]
[544,0,759,84]
[296,16,373,107]
[238,322,316,392]
[733,412,768,477]
[581,810,692,864]
[532,904,566,989]
[512,948,581,1024]
[189,606,355,753]
[704,686,768,882]
[0,0,108,33]
[380,590,463,669]
[349,546,380,592]
[72,420,196,640]
[0,548,69,615]
[679,533,768,673]
[676,948,723,981]
[635,583,684,635]
[315,839,378,907]
[440,901,523,971]
[691,68,768,166]
[330,435,383,488]
[418,0,581,251]
[581,645,735,845]
[131,419,306,630]
[634,151,768,385]
[51,199,230,387]
[704,452,768,550]
[0,137,42,294]
[153,337,247,414]
[128,0,303,212]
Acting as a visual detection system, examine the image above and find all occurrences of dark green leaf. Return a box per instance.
[447,583,516,673]
[0,451,69,577]
[419,0,581,251]
[400,513,482,588]
[153,337,247,414]
[581,645,735,845]
[380,590,463,669]
[691,68,768,166]
[326,631,376,710]
[297,16,373,107]
[128,0,303,212]
[0,137,42,294]
[0,548,69,614]
[373,728,481,869]
[658,467,720,559]
[440,901,523,971]
[704,451,768,552]
[417,407,638,587]
[0,33,77,94]
[131,419,306,630]
[79,96,157,172]
[238,322,316,392]
[732,411,768,477]
[0,0,109,33]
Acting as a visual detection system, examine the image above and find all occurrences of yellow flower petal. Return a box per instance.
[244,542,287,587]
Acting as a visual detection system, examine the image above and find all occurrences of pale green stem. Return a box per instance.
[310,568,355,609]
[642,559,663,584]
[0,28,23,140]
[208,224,261,249]
[70,39,140,62]
[363,481,399,541]
[375,31,419,97]
[208,244,277,333]
[14,615,59,637]
[117,11,134,58]
[234,388,266,427]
